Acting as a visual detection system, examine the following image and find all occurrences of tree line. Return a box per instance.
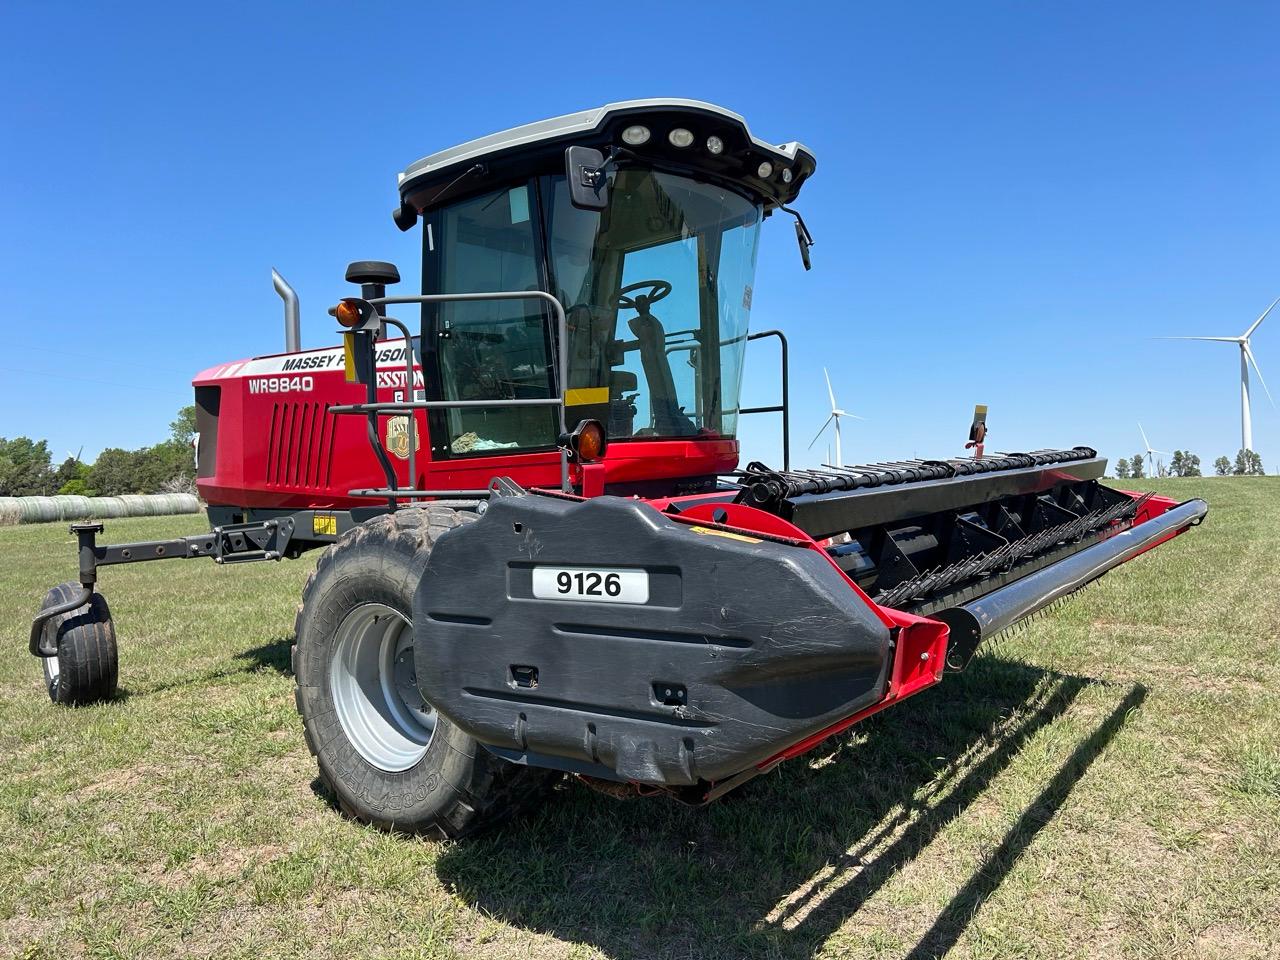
[1114,448,1266,479]
[0,407,196,498]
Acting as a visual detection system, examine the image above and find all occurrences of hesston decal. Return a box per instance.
[376,369,426,390]
[384,416,422,460]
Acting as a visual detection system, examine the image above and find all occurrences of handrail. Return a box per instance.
[741,330,790,470]
[332,293,789,492]
[331,290,570,495]
[330,398,562,412]
[379,316,420,494]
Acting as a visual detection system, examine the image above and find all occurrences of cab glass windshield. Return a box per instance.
[547,169,761,441]
[423,169,762,456]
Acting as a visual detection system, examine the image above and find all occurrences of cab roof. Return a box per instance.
[396,98,816,214]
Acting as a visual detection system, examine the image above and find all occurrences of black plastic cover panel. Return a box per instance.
[412,494,891,785]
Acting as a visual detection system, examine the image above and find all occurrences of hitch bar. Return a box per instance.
[29,518,296,657]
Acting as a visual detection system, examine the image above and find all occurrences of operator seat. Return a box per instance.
[628,310,694,435]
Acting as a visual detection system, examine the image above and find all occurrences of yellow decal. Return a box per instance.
[313,514,338,537]
[385,415,421,460]
[565,387,609,406]
[688,525,761,544]
[342,333,357,383]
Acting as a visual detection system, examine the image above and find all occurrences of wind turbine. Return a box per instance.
[1162,296,1278,452]
[807,368,862,468]
[1138,422,1171,477]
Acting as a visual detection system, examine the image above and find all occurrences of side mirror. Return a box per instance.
[794,218,812,271]
[392,202,418,232]
[565,145,609,211]
[782,207,814,271]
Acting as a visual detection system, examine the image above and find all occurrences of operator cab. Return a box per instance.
[395,100,816,471]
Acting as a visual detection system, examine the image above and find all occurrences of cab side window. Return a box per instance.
[427,184,558,455]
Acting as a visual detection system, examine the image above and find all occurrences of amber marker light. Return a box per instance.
[335,299,363,328]
[561,419,608,462]
[577,421,605,460]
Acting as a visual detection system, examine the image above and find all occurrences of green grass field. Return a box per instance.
[1,478,1277,959]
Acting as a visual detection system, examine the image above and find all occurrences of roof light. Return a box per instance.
[668,127,695,148]
[705,135,724,155]
[622,125,651,146]
[782,168,793,183]
[756,161,774,179]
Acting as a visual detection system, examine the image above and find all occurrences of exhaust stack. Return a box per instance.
[271,268,301,353]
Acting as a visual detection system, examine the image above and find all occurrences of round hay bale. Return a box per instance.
[170,493,201,514]
[0,498,20,525]
[53,495,92,521]
[89,497,127,519]
[117,495,150,517]
[19,497,60,524]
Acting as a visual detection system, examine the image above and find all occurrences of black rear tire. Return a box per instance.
[292,506,554,837]
[39,583,118,706]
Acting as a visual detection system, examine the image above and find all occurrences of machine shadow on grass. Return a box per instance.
[99,638,293,701]
[435,654,1147,960]
[236,637,293,675]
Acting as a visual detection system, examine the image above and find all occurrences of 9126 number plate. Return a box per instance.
[531,566,649,604]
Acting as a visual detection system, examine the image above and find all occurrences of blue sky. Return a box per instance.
[2,2,1276,473]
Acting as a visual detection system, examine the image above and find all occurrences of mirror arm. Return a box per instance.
[780,205,814,246]
[602,145,638,170]
[779,204,814,271]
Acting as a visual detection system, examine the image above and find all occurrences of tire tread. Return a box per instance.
[293,505,552,838]
[39,583,117,706]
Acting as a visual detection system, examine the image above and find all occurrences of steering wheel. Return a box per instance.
[614,279,672,312]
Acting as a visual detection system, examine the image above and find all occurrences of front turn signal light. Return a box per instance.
[560,419,607,462]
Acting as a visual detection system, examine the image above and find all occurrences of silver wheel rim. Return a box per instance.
[329,602,435,772]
